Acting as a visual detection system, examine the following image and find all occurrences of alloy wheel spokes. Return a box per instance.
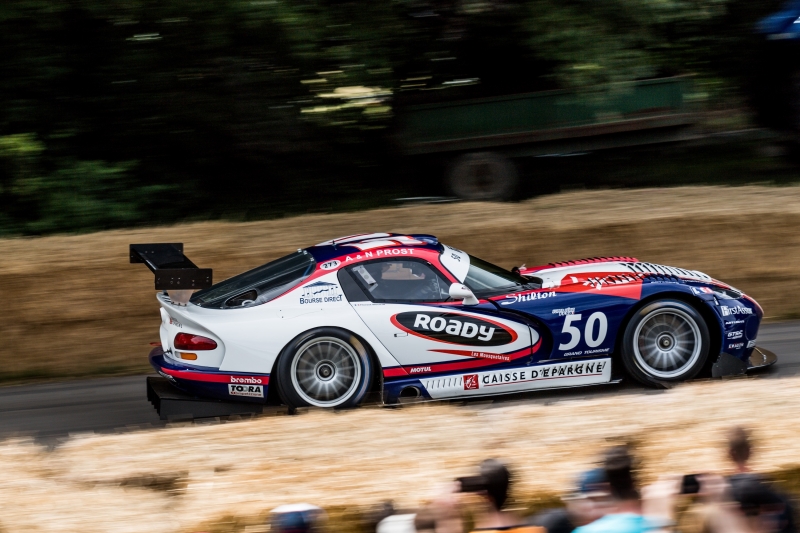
[291,337,361,406]
[633,308,702,379]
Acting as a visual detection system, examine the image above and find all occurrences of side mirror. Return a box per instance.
[449,283,479,306]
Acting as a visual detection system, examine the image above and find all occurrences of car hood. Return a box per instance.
[518,258,719,290]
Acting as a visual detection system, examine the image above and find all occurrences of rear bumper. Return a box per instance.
[149,347,270,404]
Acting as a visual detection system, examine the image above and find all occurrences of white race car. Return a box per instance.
[131,233,773,410]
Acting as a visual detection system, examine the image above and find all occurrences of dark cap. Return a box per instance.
[270,504,325,533]
[564,468,608,500]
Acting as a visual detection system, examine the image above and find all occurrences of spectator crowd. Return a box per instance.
[266,426,796,533]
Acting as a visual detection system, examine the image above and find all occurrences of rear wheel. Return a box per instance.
[276,328,373,409]
[621,300,710,386]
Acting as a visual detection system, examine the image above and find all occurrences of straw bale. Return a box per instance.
[2,375,800,532]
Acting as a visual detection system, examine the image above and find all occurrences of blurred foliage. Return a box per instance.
[0,0,788,234]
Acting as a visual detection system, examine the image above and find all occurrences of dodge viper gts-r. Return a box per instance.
[130,233,775,409]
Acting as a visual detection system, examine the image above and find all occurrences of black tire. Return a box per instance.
[276,328,374,409]
[447,152,517,201]
[621,300,710,387]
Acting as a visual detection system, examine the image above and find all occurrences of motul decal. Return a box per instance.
[391,312,517,346]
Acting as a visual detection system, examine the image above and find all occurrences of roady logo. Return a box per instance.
[501,291,556,306]
[299,281,343,304]
[720,305,753,317]
[392,312,517,346]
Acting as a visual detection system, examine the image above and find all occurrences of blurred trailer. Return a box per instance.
[397,77,697,200]
[750,0,800,136]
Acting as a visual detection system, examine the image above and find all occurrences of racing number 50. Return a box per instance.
[558,312,608,350]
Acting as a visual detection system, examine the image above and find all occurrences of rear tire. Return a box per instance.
[447,152,517,201]
[621,300,710,386]
[276,328,373,409]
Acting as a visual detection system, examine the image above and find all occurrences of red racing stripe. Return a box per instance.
[160,367,270,385]
[382,339,542,378]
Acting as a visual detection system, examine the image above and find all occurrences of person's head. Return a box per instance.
[458,459,512,512]
[270,504,325,533]
[727,426,752,470]
[563,468,612,526]
[602,445,639,502]
[479,459,511,511]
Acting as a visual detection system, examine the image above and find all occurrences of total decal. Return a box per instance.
[720,305,753,317]
[391,312,518,346]
[299,281,343,304]
[420,359,612,398]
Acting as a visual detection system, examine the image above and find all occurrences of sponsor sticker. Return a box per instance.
[409,366,431,374]
[747,340,756,348]
[392,312,517,346]
[552,307,575,316]
[430,349,512,362]
[691,287,714,295]
[720,305,753,317]
[463,374,479,390]
[299,281,343,304]
[501,291,556,306]
[727,330,744,340]
[728,342,745,350]
[726,319,745,325]
[169,317,183,328]
[228,383,264,398]
[319,260,341,270]
[344,249,415,262]
[230,376,263,384]
[481,360,608,386]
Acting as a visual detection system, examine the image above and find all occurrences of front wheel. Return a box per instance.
[276,328,374,409]
[621,300,710,386]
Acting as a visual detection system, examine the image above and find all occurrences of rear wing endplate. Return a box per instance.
[129,243,213,290]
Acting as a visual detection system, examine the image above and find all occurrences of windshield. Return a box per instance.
[190,251,316,309]
[463,254,540,297]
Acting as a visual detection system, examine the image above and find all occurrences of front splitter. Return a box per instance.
[748,346,778,370]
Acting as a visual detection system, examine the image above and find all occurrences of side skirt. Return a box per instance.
[420,358,613,400]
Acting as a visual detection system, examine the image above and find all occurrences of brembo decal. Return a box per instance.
[391,312,517,346]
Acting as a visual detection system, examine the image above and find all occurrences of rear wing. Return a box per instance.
[129,243,213,291]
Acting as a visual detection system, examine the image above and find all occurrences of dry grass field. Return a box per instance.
[2,185,800,381]
[3,376,800,533]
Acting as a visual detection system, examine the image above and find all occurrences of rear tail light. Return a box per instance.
[174,333,217,351]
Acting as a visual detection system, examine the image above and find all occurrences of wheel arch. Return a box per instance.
[612,289,722,377]
[266,326,383,406]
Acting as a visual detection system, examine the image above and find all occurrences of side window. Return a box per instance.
[346,259,451,302]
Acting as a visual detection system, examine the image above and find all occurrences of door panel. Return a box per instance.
[351,302,533,371]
